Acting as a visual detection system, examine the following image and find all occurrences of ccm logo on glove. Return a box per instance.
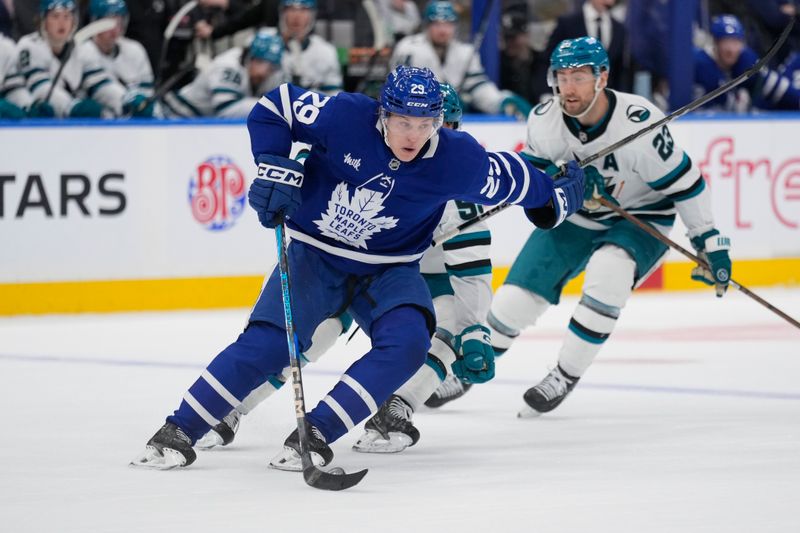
[257,163,304,187]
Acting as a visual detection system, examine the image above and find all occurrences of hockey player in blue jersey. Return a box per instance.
[694,14,800,112]
[131,65,585,471]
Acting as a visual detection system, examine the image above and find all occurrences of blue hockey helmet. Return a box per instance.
[711,14,745,40]
[249,32,284,65]
[440,82,462,127]
[89,0,127,19]
[281,0,316,9]
[424,0,458,23]
[381,65,443,118]
[40,0,77,15]
[550,37,610,78]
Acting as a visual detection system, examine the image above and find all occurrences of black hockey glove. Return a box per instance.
[525,160,584,229]
[248,154,304,229]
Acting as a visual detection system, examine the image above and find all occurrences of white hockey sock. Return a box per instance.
[238,316,345,415]
[395,333,457,411]
[488,285,550,353]
[558,245,635,377]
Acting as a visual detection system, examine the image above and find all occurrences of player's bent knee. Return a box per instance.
[582,245,636,308]
[373,305,431,373]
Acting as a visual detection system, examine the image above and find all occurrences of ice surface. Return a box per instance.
[1,289,798,532]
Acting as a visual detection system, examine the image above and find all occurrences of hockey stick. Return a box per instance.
[354,0,391,94]
[431,17,796,247]
[274,220,369,491]
[44,17,118,103]
[154,0,199,89]
[455,0,499,95]
[593,197,800,329]
[122,64,197,118]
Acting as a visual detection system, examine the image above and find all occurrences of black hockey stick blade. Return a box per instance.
[303,465,368,491]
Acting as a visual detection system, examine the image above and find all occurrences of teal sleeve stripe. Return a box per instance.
[423,273,454,299]
[212,87,243,96]
[138,82,154,88]
[445,230,491,245]
[568,321,607,345]
[86,79,110,97]
[175,92,203,116]
[29,78,48,92]
[649,153,691,190]
[446,265,493,278]
[520,152,553,170]
[464,79,489,93]
[23,67,45,78]
[214,98,240,113]
[464,71,487,80]
[81,68,104,82]
[669,177,706,202]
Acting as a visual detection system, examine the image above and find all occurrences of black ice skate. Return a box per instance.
[353,395,420,453]
[519,365,580,418]
[196,410,241,449]
[424,374,473,408]
[130,422,197,470]
[269,420,334,471]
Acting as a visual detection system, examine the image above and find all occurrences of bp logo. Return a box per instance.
[626,104,650,122]
[188,155,247,231]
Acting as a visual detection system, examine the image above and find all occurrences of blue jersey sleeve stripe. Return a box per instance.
[507,151,532,204]
[279,83,294,128]
[257,95,287,124]
[490,152,517,204]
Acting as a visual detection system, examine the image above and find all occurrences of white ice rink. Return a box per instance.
[1,288,799,533]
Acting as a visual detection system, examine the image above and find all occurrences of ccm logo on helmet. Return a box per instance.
[406,102,430,107]
[257,163,304,187]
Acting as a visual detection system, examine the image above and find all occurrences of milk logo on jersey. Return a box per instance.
[314,173,398,249]
[343,153,362,171]
[626,104,651,123]
[188,155,247,231]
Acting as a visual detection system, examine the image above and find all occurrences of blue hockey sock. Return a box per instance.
[307,305,430,442]
[167,321,289,441]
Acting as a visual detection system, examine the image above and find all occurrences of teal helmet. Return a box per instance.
[549,37,610,81]
[440,83,462,128]
[281,0,316,8]
[424,0,458,23]
[89,0,127,19]
[250,32,283,65]
[40,0,77,15]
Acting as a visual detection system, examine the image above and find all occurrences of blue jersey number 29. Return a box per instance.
[292,91,331,125]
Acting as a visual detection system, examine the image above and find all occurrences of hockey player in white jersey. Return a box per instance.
[16,0,127,118]
[391,0,530,117]
[487,37,733,417]
[1,34,34,118]
[162,30,286,118]
[78,0,156,118]
[277,0,342,94]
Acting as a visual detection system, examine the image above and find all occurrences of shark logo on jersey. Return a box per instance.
[314,174,399,249]
[626,104,651,123]
[344,153,361,171]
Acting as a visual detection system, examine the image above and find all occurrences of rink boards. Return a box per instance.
[1,114,798,314]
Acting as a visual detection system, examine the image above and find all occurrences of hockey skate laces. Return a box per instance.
[536,368,570,400]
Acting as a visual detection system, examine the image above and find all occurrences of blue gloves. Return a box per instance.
[69,99,103,118]
[500,93,532,120]
[690,229,732,297]
[451,325,495,384]
[248,154,304,228]
[27,100,55,118]
[0,98,25,119]
[123,93,155,118]
[525,160,585,229]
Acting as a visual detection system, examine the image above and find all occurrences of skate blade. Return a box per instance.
[268,446,326,472]
[352,429,412,454]
[129,446,186,470]
[195,430,224,450]
[517,405,543,419]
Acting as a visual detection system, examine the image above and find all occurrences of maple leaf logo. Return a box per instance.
[314,181,398,249]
